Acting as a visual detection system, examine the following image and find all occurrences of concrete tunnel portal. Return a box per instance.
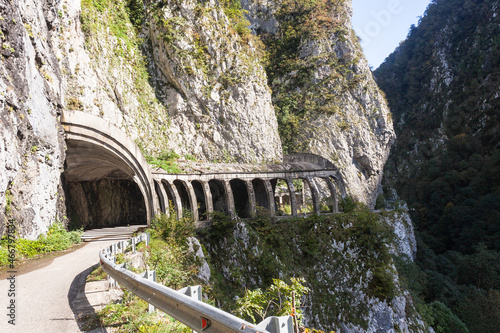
[61,111,156,230]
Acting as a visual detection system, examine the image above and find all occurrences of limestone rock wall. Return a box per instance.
[201,217,430,332]
[146,0,282,162]
[0,0,66,239]
[59,0,282,162]
[243,0,395,207]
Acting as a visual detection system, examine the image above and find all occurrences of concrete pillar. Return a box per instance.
[155,180,170,218]
[285,178,298,217]
[306,177,320,214]
[184,181,199,222]
[165,180,183,219]
[222,179,236,218]
[324,177,339,213]
[263,179,276,216]
[201,180,214,218]
[245,180,257,217]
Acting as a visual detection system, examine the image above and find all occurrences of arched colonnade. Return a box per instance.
[152,170,345,222]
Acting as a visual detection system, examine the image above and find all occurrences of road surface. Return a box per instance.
[0,225,146,332]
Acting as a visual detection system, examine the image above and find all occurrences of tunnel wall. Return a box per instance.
[64,179,147,229]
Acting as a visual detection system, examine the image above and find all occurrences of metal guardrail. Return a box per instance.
[99,233,294,333]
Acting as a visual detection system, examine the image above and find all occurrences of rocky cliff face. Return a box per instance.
[242,0,396,207]
[0,0,66,239]
[200,210,428,332]
[72,0,283,162]
[145,0,282,162]
[376,0,499,199]
[375,0,500,252]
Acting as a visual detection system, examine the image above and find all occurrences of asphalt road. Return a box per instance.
[0,225,146,332]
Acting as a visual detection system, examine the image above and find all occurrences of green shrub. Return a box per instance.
[375,193,386,209]
[235,277,310,324]
[339,196,357,213]
[0,222,82,265]
[203,211,237,241]
[145,150,183,174]
[220,0,251,37]
[150,212,195,242]
[0,246,10,266]
[96,293,189,332]
[125,0,144,29]
[147,238,197,289]
[368,266,396,301]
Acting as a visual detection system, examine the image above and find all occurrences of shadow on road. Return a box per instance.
[68,264,109,332]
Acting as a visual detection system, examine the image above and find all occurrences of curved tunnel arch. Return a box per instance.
[61,111,158,228]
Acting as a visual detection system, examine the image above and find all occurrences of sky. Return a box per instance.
[351,0,432,69]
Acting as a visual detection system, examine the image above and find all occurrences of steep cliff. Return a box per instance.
[375,0,500,260]
[199,208,428,332]
[145,0,282,162]
[242,0,395,207]
[375,0,500,331]
[0,0,66,238]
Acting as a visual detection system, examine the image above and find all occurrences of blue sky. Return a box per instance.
[352,0,432,69]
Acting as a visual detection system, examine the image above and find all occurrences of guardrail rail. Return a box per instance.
[99,233,295,333]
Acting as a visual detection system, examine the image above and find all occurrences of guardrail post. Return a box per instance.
[178,285,203,333]
[142,270,156,313]
[109,263,125,288]
[179,285,202,301]
[132,237,136,253]
[178,286,202,333]
[256,316,294,333]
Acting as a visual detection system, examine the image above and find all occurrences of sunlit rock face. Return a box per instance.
[146,0,282,163]
[243,0,395,208]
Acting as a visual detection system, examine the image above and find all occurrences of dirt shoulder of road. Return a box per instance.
[0,242,87,279]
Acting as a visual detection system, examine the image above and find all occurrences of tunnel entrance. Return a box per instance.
[63,140,148,230]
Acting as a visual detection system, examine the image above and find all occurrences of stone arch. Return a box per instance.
[329,175,345,213]
[173,180,198,220]
[163,180,182,218]
[230,179,251,218]
[271,178,297,216]
[252,178,273,213]
[314,177,335,213]
[192,180,210,221]
[294,177,320,214]
[154,180,169,216]
[209,179,228,214]
[61,110,157,227]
